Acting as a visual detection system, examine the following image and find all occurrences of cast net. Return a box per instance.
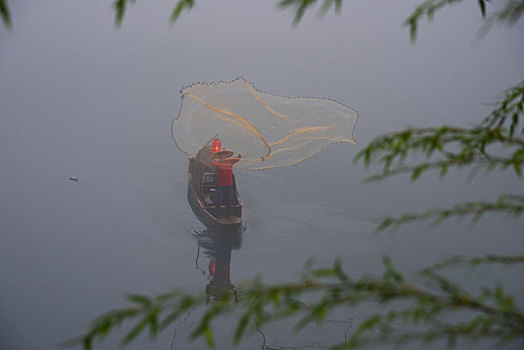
[172,77,358,170]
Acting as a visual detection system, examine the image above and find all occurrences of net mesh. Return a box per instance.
[172,77,358,170]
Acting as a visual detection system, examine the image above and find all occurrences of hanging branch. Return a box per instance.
[72,257,524,350]
[355,81,524,228]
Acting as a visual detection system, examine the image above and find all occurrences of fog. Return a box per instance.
[1,1,523,349]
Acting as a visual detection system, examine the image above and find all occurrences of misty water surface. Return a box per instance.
[1,1,523,349]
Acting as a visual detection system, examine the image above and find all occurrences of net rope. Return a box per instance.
[172,77,358,170]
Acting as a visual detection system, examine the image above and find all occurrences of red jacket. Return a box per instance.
[211,158,240,186]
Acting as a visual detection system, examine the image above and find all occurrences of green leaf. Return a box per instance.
[233,314,250,344]
[478,0,487,19]
[364,149,371,166]
[410,166,424,181]
[409,20,417,43]
[376,217,393,232]
[335,0,343,12]
[513,162,522,177]
[148,312,158,338]
[96,319,113,340]
[154,291,178,303]
[159,309,183,331]
[171,0,194,23]
[509,112,518,136]
[82,336,92,350]
[122,317,149,345]
[439,164,449,178]
[113,0,127,26]
[312,268,336,278]
[358,315,382,333]
[0,0,12,29]
[127,294,152,307]
[203,325,215,348]
[333,258,349,282]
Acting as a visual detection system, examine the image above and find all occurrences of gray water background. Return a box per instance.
[1,0,523,349]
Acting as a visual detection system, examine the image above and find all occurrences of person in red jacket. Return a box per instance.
[211,150,241,218]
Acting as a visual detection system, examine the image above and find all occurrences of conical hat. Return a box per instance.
[214,150,234,158]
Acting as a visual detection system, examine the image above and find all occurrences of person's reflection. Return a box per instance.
[194,228,242,303]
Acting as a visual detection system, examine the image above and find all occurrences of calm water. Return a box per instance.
[1,1,523,349]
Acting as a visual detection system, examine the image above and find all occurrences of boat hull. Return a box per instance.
[187,155,243,231]
[187,182,242,231]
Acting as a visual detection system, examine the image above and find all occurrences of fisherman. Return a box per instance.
[211,149,241,219]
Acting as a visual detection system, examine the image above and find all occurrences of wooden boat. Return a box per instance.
[187,145,243,231]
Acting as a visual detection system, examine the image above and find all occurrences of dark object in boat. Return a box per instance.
[187,145,243,231]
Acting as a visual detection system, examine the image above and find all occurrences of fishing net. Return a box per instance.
[172,77,358,170]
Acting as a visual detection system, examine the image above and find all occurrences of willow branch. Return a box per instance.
[424,254,524,272]
[376,195,524,231]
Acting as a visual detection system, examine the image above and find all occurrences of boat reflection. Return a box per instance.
[193,228,243,302]
[190,229,355,348]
